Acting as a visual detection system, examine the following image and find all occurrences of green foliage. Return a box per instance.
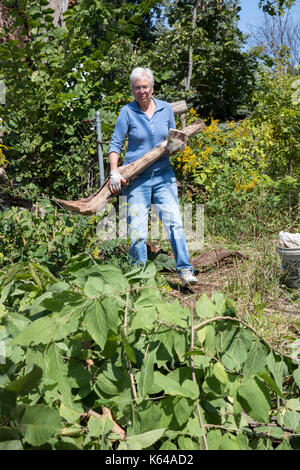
[258,0,296,16]
[0,200,131,273]
[171,66,300,239]
[147,0,258,119]
[0,0,146,198]
[0,257,299,450]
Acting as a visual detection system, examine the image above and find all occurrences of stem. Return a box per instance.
[124,284,137,401]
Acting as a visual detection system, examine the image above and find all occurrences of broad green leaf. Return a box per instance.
[173,397,193,426]
[220,433,240,450]
[0,440,23,450]
[195,294,216,319]
[59,402,83,425]
[154,372,199,399]
[257,372,285,399]
[293,366,300,388]
[160,439,177,450]
[130,306,157,331]
[102,296,120,333]
[206,429,222,450]
[96,265,126,292]
[177,435,198,450]
[286,398,300,411]
[44,342,73,406]
[157,300,189,327]
[283,410,299,431]
[118,428,165,450]
[5,365,42,395]
[255,426,285,439]
[266,352,285,394]
[138,348,157,398]
[213,361,228,384]
[221,327,253,371]
[212,292,227,315]
[237,377,271,423]
[133,401,162,434]
[120,328,136,364]
[87,415,114,437]
[0,390,16,415]
[85,300,108,350]
[84,276,104,298]
[21,405,61,446]
[243,339,268,378]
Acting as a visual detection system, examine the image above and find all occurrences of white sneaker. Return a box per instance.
[180,269,198,287]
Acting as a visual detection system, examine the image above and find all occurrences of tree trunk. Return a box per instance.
[47,0,69,27]
[55,119,206,215]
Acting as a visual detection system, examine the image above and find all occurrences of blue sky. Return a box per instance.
[237,0,300,35]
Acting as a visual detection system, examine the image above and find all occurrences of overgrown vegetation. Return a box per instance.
[0,0,299,452]
[0,257,299,450]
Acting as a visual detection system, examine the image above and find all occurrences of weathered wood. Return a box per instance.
[171,100,188,116]
[55,119,206,215]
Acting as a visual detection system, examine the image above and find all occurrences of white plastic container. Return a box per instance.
[277,246,300,289]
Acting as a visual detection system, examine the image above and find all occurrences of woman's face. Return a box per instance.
[132,75,153,108]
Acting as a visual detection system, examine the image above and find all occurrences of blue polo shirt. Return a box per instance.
[108,97,176,174]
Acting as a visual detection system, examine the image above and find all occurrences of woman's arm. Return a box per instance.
[109,151,120,171]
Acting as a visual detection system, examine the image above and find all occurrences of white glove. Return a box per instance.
[109,170,127,193]
[166,133,186,154]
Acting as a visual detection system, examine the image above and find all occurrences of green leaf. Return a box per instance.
[293,366,300,389]
[195,293,216,319]
[206,429,222,450]
[243,339,268,377]
[221,327,253,371]
[87,415,114,437]
[13,316,58,346]
[5,365,42,395]
[257,372,285,399]
[266,352,285,394]
[118,428,165,450]
[120,328,136,364]
[85,300,108,350]
[84,276,104,298]
[237,377,271,423]
[0,440,23,450]
[154,372,199,399]
[283,410,299,431]
[138,348,157,398]
[173,397,193,426]
[21,405,61,446]
[213,361,228,385]
[157,300,189,327]
[286,399,300,411]
[44,342,73,406]
[130,306,157,331]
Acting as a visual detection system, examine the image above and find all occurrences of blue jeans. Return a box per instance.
[122,167,193,274]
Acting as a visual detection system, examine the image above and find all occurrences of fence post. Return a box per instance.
[95,110,105,187]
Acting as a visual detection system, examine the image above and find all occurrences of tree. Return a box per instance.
[258,0,296,15]
[148,0,258,120]
[0,0,151,198]
[249,10,300,71]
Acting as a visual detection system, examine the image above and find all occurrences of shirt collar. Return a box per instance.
[130,97,164,114]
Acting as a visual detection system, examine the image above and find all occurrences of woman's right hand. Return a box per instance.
[109,170,127,193]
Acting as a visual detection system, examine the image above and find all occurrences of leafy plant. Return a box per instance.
[0,257,299,450]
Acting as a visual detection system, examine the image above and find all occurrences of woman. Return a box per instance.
[108,67,197,287]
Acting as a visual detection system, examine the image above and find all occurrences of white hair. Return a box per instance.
[130,67,154,91]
